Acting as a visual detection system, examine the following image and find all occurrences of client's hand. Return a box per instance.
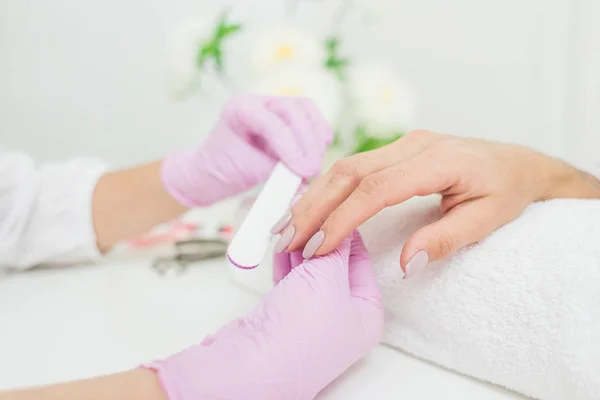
[276,130,600,277]
[145,231,383,400]
[161,94,332,207]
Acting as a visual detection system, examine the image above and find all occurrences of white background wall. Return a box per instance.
[0,0,597,168]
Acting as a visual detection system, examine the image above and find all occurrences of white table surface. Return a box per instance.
[0,253,524,399]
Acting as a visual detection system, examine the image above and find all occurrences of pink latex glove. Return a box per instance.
[161,93,332,207]
[144,231,383,399]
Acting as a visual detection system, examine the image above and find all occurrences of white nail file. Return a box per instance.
[227,162,302,269]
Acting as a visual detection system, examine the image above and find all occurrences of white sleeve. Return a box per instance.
[0,150,109,270]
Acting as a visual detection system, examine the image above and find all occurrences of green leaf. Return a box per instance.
[332,132,342,148]
[325,37,339,50]
[215,10,229,34]
[326,58,349,69]
[323,36,349,81]
[352,130,404,154]
[197,44,213,67]
[213,47,223,70]
[195,9,243,73]
[355,125,368,142]
[220,24,242,36]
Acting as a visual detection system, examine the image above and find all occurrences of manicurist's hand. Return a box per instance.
[145,231,383,400]
[3,232,381,400]
[273,130,600,277]
[161,93,332,207]
[92,94,331,252]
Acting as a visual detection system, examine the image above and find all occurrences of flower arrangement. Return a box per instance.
[167,1,415,161]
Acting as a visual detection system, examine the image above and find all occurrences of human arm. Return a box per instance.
[96,94,331,251]
[273,130,600,276]
[1,94,331,268]
[0,369,166,400]
[1,232,382,400]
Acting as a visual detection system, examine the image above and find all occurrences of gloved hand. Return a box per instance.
[144,231,383,399]
[161,94,332,207]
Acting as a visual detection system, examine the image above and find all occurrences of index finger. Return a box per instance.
[284,146,399,252]
[312,155,455,256]
[233,96,315,177]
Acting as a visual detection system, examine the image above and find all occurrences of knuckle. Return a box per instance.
[330,159,362,186]
[426,143,452,161]
[357,175,386,197]
[291,204,327,229]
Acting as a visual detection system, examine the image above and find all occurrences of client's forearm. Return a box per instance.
[0,369,167,400]
[92,161,187,252]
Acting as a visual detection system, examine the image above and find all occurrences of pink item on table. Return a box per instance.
[160,94,332,207]
[126,220,201,249]
[143,231,384,400]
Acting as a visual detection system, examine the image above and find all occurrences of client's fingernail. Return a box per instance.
[274,226,295,253]
[302,230,325,259]
[404,250,429,279]
[271,212,292,234]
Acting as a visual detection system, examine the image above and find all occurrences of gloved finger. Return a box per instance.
[348,231,384,345]
[295,97,334,146]
[272,252,292,286]
[234,97,316,178]
[266,98,324,175]
[290,250,304,270]
[400,198,505,278]
[287,97,330,157]
[310,234,353,285]
[231,138,279,189]
[272,184,310,285]
[347,231,381,302]
[272,249,305,286]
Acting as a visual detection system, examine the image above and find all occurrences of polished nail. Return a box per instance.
[302,230,325,259]
[404,250,429,278]
[274,226,295,253]
[271,212,292,234]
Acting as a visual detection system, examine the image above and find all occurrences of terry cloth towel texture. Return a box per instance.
[359,196,600,400]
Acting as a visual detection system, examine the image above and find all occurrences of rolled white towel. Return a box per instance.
[359,196,600,400]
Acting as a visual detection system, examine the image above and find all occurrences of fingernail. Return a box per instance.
[404,250,429,279]
[302,230,325,259]
[274,226,295,253]
[271,212,292,234]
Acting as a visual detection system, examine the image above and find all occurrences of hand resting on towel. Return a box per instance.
[274,130,600,277]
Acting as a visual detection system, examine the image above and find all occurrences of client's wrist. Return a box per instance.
[538,156,600,200]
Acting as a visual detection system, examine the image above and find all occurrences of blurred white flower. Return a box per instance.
[168,18,211,99]
[252,67,342,126]
[248,24,325,76]
[348,62,415,137]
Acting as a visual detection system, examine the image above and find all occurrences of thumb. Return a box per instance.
[305,235,352,283]
[348,231,381,302]
[348,231,384,346]
[400,199,502,278]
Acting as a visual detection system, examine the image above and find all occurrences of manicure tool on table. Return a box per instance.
[151,238,229,277]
